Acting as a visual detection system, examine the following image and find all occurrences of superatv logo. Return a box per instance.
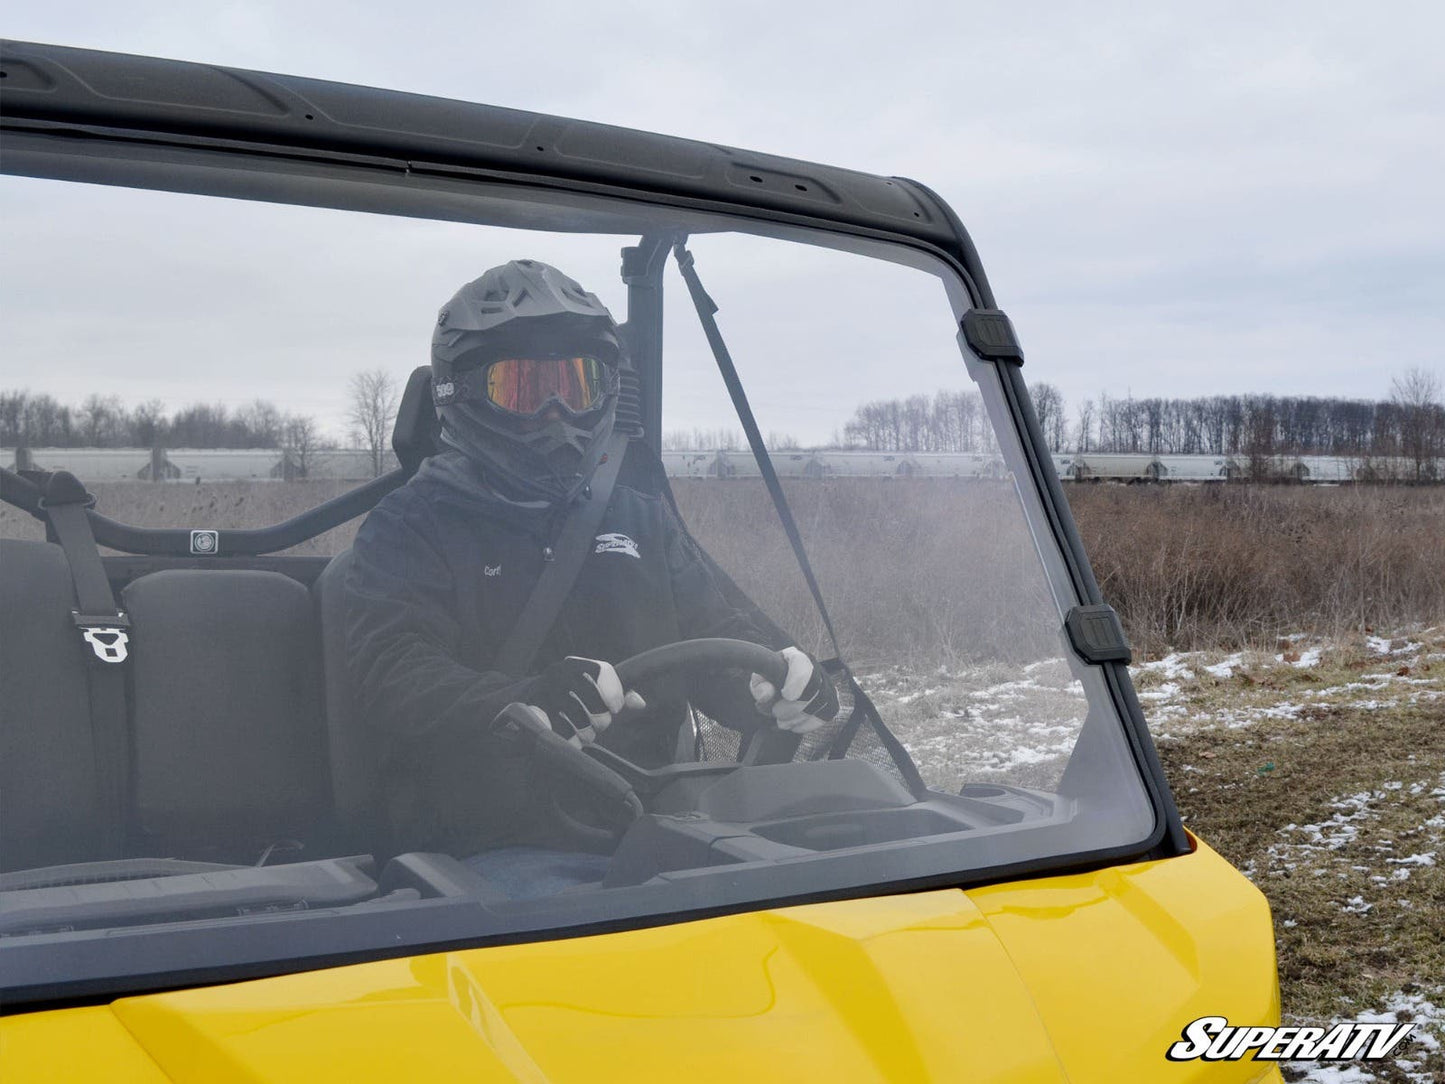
[1166,1016,1415,1063]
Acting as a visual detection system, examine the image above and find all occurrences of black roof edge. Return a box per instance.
[0,39,995,303]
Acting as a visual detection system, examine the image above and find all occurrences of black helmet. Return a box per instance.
[432,260,622,504]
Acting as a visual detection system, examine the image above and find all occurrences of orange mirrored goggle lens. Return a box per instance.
[484,356,606,416]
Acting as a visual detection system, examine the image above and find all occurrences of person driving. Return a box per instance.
[343,259,837,896]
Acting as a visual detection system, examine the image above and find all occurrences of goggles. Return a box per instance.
[481,356,610,416]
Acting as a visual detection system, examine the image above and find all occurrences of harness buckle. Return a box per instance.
[73,611,132,664]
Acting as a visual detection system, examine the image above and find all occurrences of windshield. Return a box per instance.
[0,149,1157,997]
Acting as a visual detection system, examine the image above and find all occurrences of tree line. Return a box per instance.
[843,369,1444,479]
[0,369,400,477]
[8,367,1441,481]
[0,390,325,451]
[840,390,1001,454]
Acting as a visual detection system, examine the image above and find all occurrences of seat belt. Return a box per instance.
[672,242,928,795]
[492,430,631,676]
[39,471,132,853]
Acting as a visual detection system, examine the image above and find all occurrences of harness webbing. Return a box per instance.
[492,429,632,677]
[40,471,132,853]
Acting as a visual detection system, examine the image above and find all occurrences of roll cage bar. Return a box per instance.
[0,40,997,303]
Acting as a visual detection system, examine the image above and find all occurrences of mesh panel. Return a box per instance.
[695,710,742,763]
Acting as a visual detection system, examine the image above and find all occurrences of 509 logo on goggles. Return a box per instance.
[1166,1016,1416,1063]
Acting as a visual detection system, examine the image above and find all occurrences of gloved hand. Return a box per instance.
[750,646,839,734]
[523,656,645,747]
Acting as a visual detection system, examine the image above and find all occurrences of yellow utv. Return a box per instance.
[0,40,1279,1083]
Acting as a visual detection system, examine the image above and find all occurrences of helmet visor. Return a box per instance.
[484,356,607,416]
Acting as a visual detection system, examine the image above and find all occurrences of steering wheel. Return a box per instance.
[612,637,787,691]
[501,639,789,842]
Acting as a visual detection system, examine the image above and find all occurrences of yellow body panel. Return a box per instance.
[2,840,1281,1083]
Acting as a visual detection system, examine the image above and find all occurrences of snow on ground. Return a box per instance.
[1288,988,1444,1083]
[867,628,1441,791]
[1203,652,1247,678]
[1367,635,1422,657]
[1248,772,1445,886]
[1135,653,1196,680]
[1132,633,1442,739]
[1256,771,1445,1083]
[866,657,1087,790]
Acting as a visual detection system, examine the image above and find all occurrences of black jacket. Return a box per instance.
[343,448,783,855]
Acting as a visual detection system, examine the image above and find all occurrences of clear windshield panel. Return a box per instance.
[0,165,1155,981]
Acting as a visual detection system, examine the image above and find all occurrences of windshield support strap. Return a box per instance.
[39,471,132,854]
[672,243,926,795]
[672,243,846,661]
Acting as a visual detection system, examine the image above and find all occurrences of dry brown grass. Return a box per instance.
[4,478,1442,663]
[1143,630,1445,1081]
[680,480,1445,663]
[1070,484,1445,655]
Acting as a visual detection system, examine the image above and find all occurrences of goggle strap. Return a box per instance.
[434,362,613,412]
[432,368,491,407]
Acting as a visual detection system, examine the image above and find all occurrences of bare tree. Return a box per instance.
[842,389,991,453]
[235,399,284,447]
[348,369,400,477]
[1074,397,1096,453]
[131,400,167,448]
[79,394,124,446]
[1390,367,1443,482]
[282,413,324,479]
[1029,382,1067,452]
[661,427,744,451]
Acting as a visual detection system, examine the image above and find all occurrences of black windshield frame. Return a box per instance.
[0,39,1188,1012]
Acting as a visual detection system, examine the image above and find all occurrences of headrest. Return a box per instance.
[392,366,441,473]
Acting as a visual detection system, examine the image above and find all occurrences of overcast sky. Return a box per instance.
[4,1,1443,436]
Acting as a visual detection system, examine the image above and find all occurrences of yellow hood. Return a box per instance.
[5,841,1279,1084]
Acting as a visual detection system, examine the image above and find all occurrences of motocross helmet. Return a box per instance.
[432,260,622,504]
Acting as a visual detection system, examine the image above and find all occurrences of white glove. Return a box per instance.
[750,646,839,734]
[524,656,646,747]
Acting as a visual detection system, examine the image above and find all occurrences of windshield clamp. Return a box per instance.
[73,611,132,664]
[961,308,1024,365]
[1064,604,1131,665]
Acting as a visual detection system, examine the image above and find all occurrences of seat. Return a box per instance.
[3,374,441,872]
[392,364,441,472]
[122,569,334,862]
[310,364,441,850]
[2,547,335,869]
[313,549,382,850]
[0,540,117,871]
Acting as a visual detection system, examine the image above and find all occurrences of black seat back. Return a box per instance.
[313,550,382,848]
[122,570,333,861]
[0,540,116,872]
[392,365,441,474]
